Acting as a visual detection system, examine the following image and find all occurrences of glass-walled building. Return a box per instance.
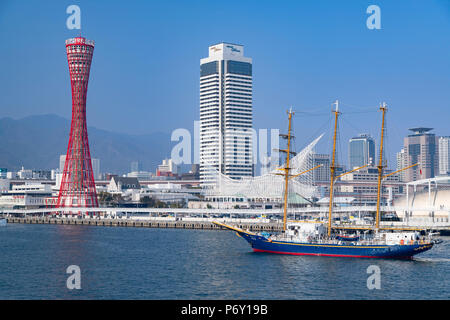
[349,134,375,169]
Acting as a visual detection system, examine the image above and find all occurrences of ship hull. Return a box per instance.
[238,232,433,259]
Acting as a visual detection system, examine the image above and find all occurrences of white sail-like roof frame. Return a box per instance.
[204,134,323,200]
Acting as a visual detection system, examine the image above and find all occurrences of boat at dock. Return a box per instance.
[214,102,440,259]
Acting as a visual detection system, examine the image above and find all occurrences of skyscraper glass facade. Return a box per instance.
[348,134,375,169]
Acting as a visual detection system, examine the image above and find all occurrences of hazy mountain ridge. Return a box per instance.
[0,114,171,174]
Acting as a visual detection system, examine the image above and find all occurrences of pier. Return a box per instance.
[1,206,450,234]
[4,215,450,235]
[4,216,283,232]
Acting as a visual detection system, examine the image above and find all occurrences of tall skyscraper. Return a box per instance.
[438,136,450,175]
[348,134,375,169]
[91,158,101,180]
[310,153,331,182]
[57,37,98,209]
[59,154,66,172]
[131,161,142,173]
[396,147,408,182]
[199,43,253,186]
[403,127,439,182]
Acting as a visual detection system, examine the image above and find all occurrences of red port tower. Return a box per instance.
[57,37,98,212]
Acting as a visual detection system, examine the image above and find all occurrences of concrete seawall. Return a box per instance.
[5,217,450,235]
[5,217,283,232]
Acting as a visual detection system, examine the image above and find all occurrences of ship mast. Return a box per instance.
[375,102,387,231]
[281,109,294,232]
[327,100,340,237]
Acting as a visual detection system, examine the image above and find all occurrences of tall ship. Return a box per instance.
[214,102,440,259]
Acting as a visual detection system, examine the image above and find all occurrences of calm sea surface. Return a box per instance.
[0,223,448,299]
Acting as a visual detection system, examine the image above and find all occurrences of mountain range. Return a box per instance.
[0,114,172,174]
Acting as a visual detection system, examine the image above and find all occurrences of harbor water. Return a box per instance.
[0,223,448,299]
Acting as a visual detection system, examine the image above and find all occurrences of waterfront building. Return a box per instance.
[396,147,408,182]
[349,134,375,169]
[0,183,52,209]
[199,43,253,186]
[202,136,322,206]
[55,173,63,190]
[179,164,200,180]
[438,136,450,175]
[127,171,153,180]
[0,179,10,192]
[31,170,52,180]
[403,128,439,182]
[50,169,59,180]
[339,165,402,205]
[6,172,17,179]
[310,153,331,182]
[394,176,450,219]
[157,158,178,176]
[17,167,33,179]
[107,176,141,193]
[131,161,142,173]
[140,183,200,205]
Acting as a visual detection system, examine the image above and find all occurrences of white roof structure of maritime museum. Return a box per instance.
[203,135,323,201]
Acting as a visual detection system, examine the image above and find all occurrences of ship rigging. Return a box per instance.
[214,101,440,259]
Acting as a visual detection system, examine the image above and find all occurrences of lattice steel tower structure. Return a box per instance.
[57,37,98,210]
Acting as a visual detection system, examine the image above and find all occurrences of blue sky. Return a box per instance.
[0,0,449,167]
